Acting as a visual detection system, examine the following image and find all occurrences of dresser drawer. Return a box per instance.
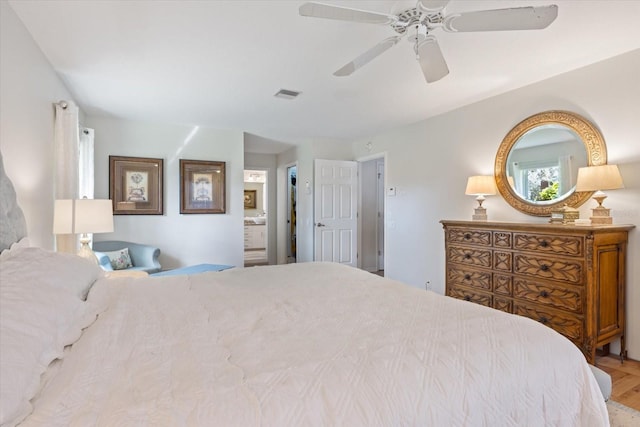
[493,251,512,272]
[514,254,583,284]
[493,297,512,313]
[513,233,583,256]
[447,284,492,308]
[513,302,584,342]
[513,279,583,313]
[448,246,492,268]
[493,274,513,296]
[448,266,492,291]
[493,231,512,248]
[447,228,492,246]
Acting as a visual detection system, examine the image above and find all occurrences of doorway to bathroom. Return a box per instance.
[244,169,268,266]
[286,164,297,263]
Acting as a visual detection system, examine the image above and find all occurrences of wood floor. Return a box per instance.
[597,355,640,410]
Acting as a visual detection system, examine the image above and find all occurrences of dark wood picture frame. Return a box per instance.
[180,159,226,214]
[109,155,164,215]
[244,190,257,209]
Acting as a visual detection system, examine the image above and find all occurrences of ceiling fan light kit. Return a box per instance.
[300,0,558,83]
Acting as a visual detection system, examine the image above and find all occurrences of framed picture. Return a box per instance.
[109,156,163,215]
[180,159,226,214]
[244,190,257,209]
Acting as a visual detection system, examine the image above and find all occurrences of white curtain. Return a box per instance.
[79,127,95,199]
[54,101,79,253]
[558,155,573,196]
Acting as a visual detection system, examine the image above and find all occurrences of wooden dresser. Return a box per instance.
[440,220,634,364]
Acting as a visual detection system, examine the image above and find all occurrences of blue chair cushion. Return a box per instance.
[93,240,161,274]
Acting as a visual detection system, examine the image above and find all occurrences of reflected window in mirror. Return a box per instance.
[506,124,587,204]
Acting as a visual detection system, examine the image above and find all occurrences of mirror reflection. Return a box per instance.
[494,110,607,217]
[506,125,587,204]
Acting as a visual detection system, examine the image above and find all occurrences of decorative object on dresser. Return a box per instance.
[464,175,497,221]
[441,220,635,364]
[53,198,114,263]
[494,111,607,217]
[549,204,580,225]
[575,164,625,225]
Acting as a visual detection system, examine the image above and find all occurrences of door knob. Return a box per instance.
[316,222,326,227]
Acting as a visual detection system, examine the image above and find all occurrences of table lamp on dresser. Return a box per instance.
[465,175,497,221]
[575,164,624,224]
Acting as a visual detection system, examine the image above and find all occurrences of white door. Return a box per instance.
[314,159,358,266]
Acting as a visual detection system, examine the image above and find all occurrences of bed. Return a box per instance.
[0,154,609,426]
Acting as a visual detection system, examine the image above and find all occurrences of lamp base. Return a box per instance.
[472,206,488,221]
[590,206,613,225]
[78,234,99,264]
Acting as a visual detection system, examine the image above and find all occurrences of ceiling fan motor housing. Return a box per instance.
[391,7,443,35]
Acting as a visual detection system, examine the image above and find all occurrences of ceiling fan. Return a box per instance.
[299,0,558,83]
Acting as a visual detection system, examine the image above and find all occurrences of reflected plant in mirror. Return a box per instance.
[495,111,607,217]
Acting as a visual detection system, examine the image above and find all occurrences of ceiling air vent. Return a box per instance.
[274,89,301,100]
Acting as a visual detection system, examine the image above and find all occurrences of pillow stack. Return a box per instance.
[0,247,105,426]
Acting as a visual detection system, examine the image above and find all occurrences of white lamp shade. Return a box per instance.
[53,199,114,234]
[575,165,624,192]
[465,176,497,196]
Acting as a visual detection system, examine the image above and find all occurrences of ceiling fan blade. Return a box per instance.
[443,5,558,32]
[416,36,449,83]
[416,0,450,13]
[299,2,397,25]
[334,36,401,77]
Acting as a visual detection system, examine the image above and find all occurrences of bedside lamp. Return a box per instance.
[465,175,497,221]
[54,198,114,263]
[575,164,624,224]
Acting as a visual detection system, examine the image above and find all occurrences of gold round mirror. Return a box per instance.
[494,111,607,216]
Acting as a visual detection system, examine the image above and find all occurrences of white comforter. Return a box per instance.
[23,262,608,426]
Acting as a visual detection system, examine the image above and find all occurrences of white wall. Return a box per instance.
[352,50,640,359]
[88,116,245,269]
[0,1,77,249]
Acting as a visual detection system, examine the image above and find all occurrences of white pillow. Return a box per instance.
[103,248,133,270]
[0,247,105,426]
[0,247,105,299]
[0,237,30,260]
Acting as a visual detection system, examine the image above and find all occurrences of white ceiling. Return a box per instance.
[9,0,640,151]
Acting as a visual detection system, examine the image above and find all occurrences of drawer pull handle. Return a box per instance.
[540,264,549,271]
[539,240,549,248]
[464,295,471,301]
[464,233,471,240]
[540,290,549,298]
[464,253,472,260]
[539,317,549,324]
[464,274,471,281]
